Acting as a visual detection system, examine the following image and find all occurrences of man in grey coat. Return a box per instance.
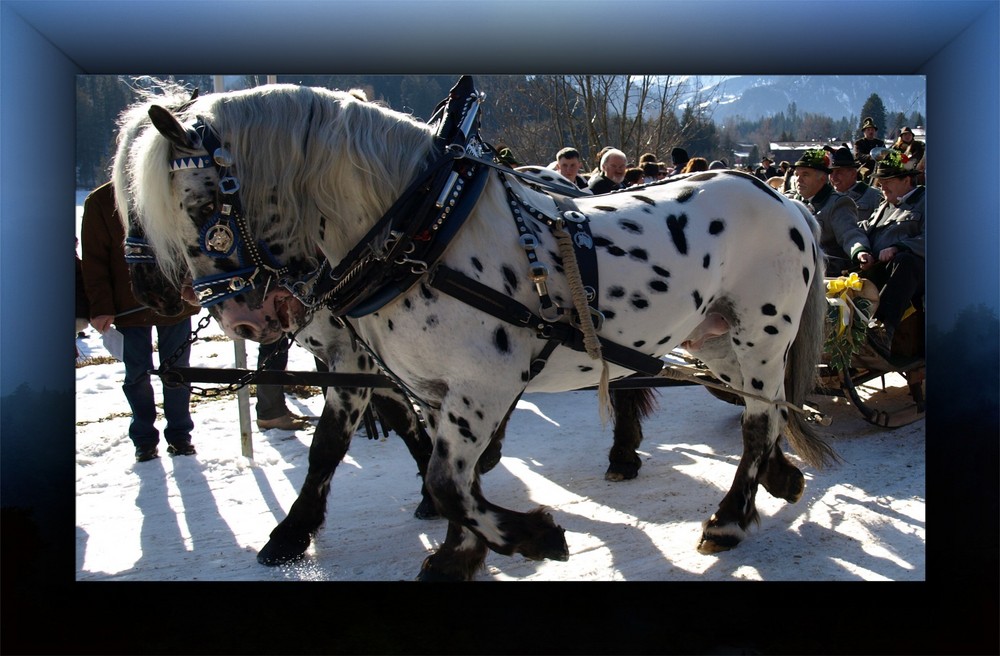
[828,146,884,224]
[787,149,874,276]
[859,151,925,360]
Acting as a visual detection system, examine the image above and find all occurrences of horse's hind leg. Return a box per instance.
[257,388,369,566]
[697,403,779,554]
[605,388,657,481]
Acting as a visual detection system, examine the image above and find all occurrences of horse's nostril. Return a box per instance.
[234,324,257,340]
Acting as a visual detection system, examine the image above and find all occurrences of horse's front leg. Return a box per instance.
[697,401,780,554]
[370,388,439,519]
[371,387,509,521]
[417,394,568,581]
[257,387,370,565]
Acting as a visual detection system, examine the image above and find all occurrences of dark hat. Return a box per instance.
[899,126,914,136]
[793,149,831,173]
[671,147,689,165]
[708,160,727,170]
[829,146,858,169]
[871,149,917,179]
[861,117,877,130]
[761,155,773,163]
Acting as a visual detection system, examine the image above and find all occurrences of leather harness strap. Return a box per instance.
[428,264,665,378]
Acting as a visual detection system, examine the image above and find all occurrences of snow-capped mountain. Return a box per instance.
[679,75,926,124]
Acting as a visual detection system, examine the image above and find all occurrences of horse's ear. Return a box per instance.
[148,105,200,150]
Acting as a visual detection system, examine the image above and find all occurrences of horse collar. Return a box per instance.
[301,83,492,318]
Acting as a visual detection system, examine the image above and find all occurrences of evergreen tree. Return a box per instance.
[76,76,135,188]
[859,93,888,140]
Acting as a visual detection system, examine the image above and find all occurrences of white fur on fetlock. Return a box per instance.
[697,516,747,554]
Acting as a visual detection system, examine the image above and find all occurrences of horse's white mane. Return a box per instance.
[113,80,199,286]
[113,82,436,286]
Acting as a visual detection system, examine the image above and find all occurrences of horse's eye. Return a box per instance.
[199,202,216,220]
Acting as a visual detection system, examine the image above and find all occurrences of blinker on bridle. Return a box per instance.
[167,119,290,307]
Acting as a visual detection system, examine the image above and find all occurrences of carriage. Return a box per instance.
[815,276,925,428]
[114,75,922,580]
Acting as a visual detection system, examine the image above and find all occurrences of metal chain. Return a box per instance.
[157,313,307,397]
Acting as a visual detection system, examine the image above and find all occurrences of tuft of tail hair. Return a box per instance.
[782,221,841,469]
[609,387,659,420]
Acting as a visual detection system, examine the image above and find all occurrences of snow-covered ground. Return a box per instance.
[74,310,925,582]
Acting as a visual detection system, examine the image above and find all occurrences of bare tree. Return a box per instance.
[477,75,715,170]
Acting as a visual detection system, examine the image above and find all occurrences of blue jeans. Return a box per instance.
[120,320,194,449]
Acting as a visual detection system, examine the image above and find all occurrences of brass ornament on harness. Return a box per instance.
[205,224,235,253]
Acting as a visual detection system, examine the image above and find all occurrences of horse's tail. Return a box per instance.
[782,209,840,469]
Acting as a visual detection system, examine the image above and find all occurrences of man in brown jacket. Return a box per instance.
[80,182,201,462]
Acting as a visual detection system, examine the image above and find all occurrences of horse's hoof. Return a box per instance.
[762,467,805,503]
[256,536,310,566]
[542,531,570,562]
[415,556,473,581]
[415,568,467,582]
[413,497,441,520]
[521,519,569,562]
[697,516,745,554]
[604,460,641,481]
[604,465,639,483]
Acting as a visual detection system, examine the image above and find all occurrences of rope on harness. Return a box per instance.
[551,220,611,424]
[655,362,832,426]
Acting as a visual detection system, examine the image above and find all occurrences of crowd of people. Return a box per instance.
[76,116,924,461]
[513,114,925,363]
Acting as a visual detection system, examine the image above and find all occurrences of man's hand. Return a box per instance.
[90,315,114,334]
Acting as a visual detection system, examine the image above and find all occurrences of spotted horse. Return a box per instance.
[114,83,657,565]
[115,76,837,580]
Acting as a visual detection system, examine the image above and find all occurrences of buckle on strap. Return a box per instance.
[191,266,261,306]
[573,306,605,332]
